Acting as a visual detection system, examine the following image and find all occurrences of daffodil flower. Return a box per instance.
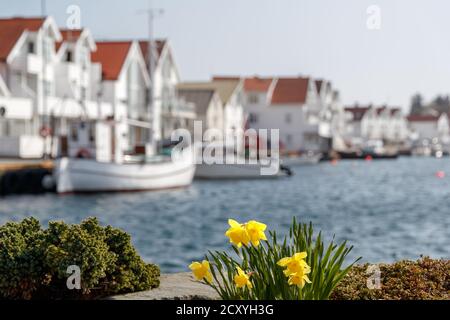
[246,220,268,246]
[277,252,309,276]
[287,270,312,288]
[234,267,252,289]
[189,260,213,283]
[225,219,250,248]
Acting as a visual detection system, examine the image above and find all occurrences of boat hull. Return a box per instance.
[281,154,322,166]
[55,148,196,194]
[195,161,283,179]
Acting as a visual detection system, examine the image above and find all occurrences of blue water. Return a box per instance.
[0,157,449,272]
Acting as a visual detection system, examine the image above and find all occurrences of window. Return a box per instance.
[28,41,35,54]
[248,94,259,104]
[70,123,78,141]
[66,50,73,62]
[89,123,95,143]
[249,113,259,124]
[285,113,292,124]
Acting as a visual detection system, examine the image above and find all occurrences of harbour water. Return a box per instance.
[0,157,449,273]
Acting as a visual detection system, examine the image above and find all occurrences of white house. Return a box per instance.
[177,85,224,137]
[0,17,63,158]
[139,40,196,141]
[0,17,113,159]
[241,76,330,153]
[344,105,409,146]
[177,79,245,150]
[91,40,151,163]
[407,113,450,142]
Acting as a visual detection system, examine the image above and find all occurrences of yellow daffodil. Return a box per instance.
[189,260,213,283]
[277,252,309,276]
[245,220,268,246]
[225,219,250,248]
[234,267,252,289]
[287,268,312,288]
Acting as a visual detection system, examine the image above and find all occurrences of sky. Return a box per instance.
[2,0,450,111]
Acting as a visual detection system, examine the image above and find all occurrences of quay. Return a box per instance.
[0,159,53,173]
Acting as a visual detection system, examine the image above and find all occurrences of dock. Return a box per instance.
[0,159,54,173]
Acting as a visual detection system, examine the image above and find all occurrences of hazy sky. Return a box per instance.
[2,0,450,111]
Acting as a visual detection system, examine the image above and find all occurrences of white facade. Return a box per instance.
[344,106,409,146]
[148,41,196,140]
[0,18,115,159]
[92,41,151,163]
[407,114,450,142]
[244,77,330,153]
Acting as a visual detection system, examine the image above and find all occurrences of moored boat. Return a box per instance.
[54,145,195,194]
[195,158,291,179]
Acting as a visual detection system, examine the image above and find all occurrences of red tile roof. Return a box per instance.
[0,17,45,61]
[244,77,273,92]
[91,41,132,81]
[55,29,83,52]
[344,106,371,121]
[139,40,166,67]
[407,114,439,122]
[271,78,309,104]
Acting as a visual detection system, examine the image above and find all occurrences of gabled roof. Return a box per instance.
[177,79,242,105]
[56,28,96,53]
[213,76,273,92]
[139,40,166,68]
[177,86,216,116]
[271,77,310,104]
[211,78,242,104]
[344,105,371,121]
[407,114,440,122]
[91,41,132,81]
[244,77,273,92]
[0,17,45,61]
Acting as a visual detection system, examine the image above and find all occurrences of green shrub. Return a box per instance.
[0,217,160,299]
[331,257,449,300]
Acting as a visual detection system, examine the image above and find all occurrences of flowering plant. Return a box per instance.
[189,217,360,300]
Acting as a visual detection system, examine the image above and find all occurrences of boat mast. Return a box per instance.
[144,1,163,148]
[41,0,49,159]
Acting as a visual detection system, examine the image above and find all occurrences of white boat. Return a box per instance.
[195,158,291,179]
[281,153,322,166]
[54,146,196,194]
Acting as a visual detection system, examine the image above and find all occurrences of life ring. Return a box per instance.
[76,148,92,159]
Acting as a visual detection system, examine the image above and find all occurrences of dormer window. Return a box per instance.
[28,41,35,54]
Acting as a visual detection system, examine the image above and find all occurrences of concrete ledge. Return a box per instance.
[108,273,219,300]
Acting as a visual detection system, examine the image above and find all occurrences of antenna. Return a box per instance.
[41,0,47,16]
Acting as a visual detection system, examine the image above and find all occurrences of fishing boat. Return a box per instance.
[55,145,195,194]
